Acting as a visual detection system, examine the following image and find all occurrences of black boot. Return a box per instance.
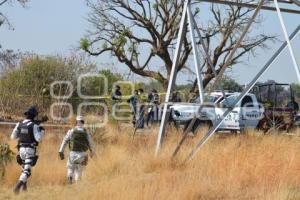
[13,181,25,194]
[67,176,73,184]
[22,182,27,191]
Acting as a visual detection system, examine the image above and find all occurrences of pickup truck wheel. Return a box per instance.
[230,130,238,135]
[240,128,247,134]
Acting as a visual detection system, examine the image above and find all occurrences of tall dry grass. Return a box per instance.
[1,125,300,200]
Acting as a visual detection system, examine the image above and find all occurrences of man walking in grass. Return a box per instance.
[58,116,95,184]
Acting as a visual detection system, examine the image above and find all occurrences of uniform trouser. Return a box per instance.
[18,147,36,183]
[146,105,159,126]
[135,106,145,128]
[67,151,88,181]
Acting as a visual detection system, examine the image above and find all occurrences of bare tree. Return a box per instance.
[82,0,274,89]
[0,0,29,72]
[0,0,28,29]
[0,49,20,71]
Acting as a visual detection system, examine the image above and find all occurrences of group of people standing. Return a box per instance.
[112,85,162,129]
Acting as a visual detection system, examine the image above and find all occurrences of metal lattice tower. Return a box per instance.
[155,0,300,162]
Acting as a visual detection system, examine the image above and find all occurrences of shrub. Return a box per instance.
[0,143,15,178]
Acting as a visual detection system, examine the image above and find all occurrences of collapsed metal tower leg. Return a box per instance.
[155,0,190,156]
[184,25,300,162]
[172,0,265,157]
[274,0,300,82]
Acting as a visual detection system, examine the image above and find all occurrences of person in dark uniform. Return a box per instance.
[11,106,45,194]
[127,90,139,126]
[136,88,147,128]
[171,91,182,103]
[112,85,122,101]
[146,89,160,126]
[287,96,299,112]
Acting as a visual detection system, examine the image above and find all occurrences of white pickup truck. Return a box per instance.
[170,92,264,131]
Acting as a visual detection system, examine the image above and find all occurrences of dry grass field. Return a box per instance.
[1,124,300,200]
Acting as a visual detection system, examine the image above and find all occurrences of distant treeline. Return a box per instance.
[1,53,300,120]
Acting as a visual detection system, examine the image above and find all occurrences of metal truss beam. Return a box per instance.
[188,4,205,104]
[184,25,300,162]
[155,0,300,157]
[155,0,190,156]
[196,0,300,14]
[292,0,300,6]
[274,0,300,81]
[172,0,265,157]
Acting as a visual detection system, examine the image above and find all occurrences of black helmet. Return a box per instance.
[152,89,157,93]
[24,106,38,119]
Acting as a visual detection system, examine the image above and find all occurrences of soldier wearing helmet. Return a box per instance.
[11,106,45,194]
[58,116,95,184]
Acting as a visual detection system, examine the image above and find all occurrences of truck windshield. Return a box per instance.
[207,95,219,103]
[191,95,219,103]
[219,95,238,107]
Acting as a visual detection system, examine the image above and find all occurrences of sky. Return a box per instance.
[0,0,88,54]
[1,0,300,85]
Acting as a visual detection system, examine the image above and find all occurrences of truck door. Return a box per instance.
[240,95,261,128]
[216,95,240,130]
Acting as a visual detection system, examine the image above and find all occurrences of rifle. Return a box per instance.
[34,115,49,132]
[34,115,48,125]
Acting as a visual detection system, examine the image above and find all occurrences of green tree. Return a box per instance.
[144,80,164,93]
[291,83,300,98]
[79,69,123,97]
[0,54,96,115]
[99,69,143,96]
[219,77,243,92]
[99,69,123,92]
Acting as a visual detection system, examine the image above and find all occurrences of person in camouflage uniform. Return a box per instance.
[58,116,95,184]
[11,106,45,194]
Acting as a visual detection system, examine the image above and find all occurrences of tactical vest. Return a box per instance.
[18,121,38,145]
[69,128,89,152]
[152,93,159,104]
